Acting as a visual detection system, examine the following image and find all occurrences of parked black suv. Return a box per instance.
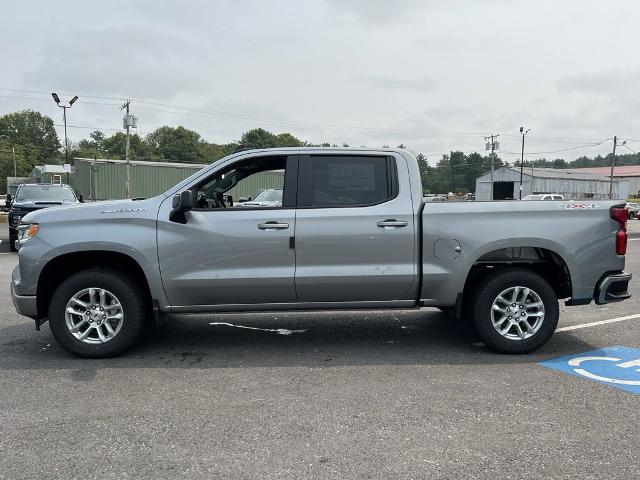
[7,184,80,251]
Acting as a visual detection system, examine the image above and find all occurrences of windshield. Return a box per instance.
[254,190,282,202]
[15,185,76,203]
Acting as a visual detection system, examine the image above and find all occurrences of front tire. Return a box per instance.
[49,270,147,358]
[469,268,559,354]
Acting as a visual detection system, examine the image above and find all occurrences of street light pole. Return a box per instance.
[519,127,531,200]
[62,106,68,163]
[51,93,78,164]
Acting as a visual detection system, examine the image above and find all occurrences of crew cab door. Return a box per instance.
[293,153,417,302]
[157,154,298,308]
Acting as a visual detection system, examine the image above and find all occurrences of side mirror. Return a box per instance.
[78,193,85,203]
[238,197,248,203]
[6,193,12,206]
[169,190,193,224]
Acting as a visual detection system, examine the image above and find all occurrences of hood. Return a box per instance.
[11,199,77,210]
[21,197,162,225]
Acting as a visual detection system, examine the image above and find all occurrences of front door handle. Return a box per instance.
[258,221,289,230]
[377,219,408,229]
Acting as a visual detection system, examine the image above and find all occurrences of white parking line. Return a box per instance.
[629,238,640,241]
[556,313,640,332]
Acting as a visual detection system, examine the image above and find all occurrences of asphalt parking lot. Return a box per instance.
[1,227,639,479]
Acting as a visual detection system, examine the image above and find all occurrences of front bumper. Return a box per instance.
[11,282,38,319]
[595,271,632,305]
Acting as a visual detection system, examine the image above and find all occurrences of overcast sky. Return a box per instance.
[1,0,639,164]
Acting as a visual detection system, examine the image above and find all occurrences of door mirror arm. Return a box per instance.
[169,190,194,224]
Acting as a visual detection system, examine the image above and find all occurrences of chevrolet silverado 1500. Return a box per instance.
[11,148,632,357]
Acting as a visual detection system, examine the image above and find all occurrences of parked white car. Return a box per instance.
[522,194,564,201]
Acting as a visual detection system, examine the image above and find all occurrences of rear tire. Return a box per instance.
[49,270,147,358]
[469,268,558,354]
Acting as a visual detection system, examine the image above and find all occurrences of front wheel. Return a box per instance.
[49,270,147,358]
[469,268,559,354]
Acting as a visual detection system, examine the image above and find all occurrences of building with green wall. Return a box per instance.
[72,158,203,200]
[71,157,284,201]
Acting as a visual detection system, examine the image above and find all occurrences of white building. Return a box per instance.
[475,166,628,201]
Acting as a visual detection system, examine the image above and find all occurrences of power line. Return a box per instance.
[0,94,121,107]
[53,123,121,131]
[1,87,636,154]
[501,140,609,156]
[0,87,125,102]
[1,87,491,137]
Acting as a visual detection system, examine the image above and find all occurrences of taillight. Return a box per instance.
[611,207,628,255]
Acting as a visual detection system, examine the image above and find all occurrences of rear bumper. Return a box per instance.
[595,271,632,305]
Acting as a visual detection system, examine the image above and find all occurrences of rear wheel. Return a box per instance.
[469,268,558,354]
[49,270,146,358]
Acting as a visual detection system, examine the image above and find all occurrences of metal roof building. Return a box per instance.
[475,166,629,201]
[566,166,640,199]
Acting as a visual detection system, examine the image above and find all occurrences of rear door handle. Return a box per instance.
[258,221,289,230]
[377,219,408,229]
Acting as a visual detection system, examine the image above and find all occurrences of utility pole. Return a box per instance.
[12,146,16,177]
[519,127,531,200]
[485,134,499,200]
[609,136,627,199]
[121,100,137,198]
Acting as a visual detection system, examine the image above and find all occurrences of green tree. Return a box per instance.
[239,128,278,149]
[200,142,238,162]
[101,132,151,160]
[0,110,61,192]
[416,153,433,193]
[0,110,60,163]
[146,126,205,163]
[275,132,304,147]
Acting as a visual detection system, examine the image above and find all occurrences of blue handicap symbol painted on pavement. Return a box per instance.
[539,346,640,395]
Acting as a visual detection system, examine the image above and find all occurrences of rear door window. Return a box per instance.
[301,155,396,207]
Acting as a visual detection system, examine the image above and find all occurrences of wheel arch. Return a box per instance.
[36,250,153,321]
[458,243,574,315]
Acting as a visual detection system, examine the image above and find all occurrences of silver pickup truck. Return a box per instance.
[11,148,632,357]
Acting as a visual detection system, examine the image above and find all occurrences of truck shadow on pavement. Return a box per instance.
[0,309,599,379]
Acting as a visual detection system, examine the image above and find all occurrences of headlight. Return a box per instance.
[18,223,39,242]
